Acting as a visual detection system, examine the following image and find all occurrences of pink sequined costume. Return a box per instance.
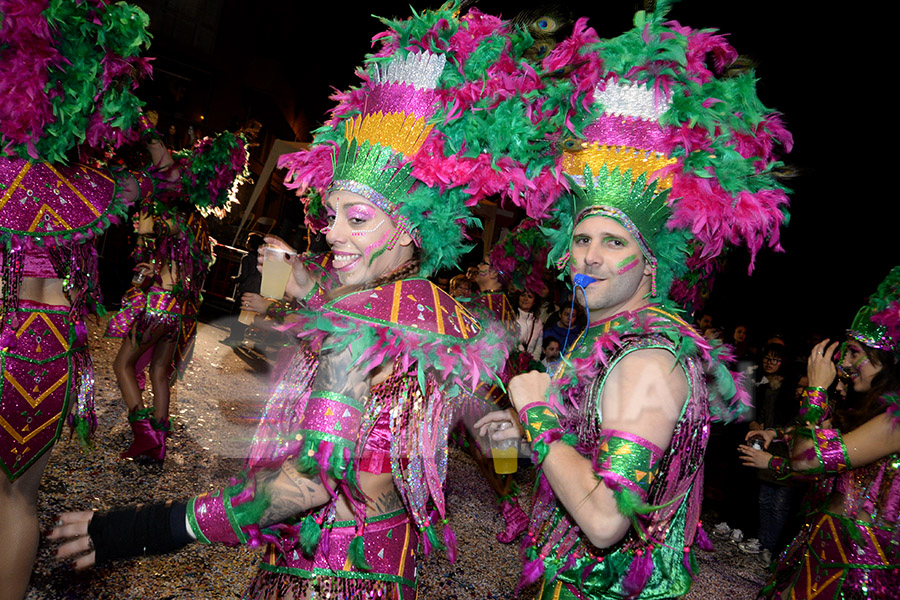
[0,159,150,481]
[188,278,508,598]
[759,419,900,599]
[759,268,900,599]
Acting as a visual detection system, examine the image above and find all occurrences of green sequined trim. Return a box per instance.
[328,508,406,529]
[186,496,212,545]
[256,562,416,589]
[309,390,365,412]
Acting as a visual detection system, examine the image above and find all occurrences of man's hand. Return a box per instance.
[508,370,550,412]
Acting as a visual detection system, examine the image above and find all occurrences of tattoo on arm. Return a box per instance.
[257,463,329,527]
[313,341,370,405]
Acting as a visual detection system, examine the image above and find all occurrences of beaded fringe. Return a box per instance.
[244,570,399,599]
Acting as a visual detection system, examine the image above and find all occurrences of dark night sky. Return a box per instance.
[170,0,892,347]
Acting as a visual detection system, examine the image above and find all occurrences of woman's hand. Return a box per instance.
[808,338,839,389]
[474,408,523,442]
[738,445,773,469]
[241,292,272,315]
[46,511,96,569]
[134,262,156,275]
[259,236,312,300]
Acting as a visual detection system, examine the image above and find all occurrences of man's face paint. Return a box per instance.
[615,254,640,275]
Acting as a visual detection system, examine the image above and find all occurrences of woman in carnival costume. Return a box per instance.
[50,3,561,597]
[478,2,793,598]
[0,1,159,598]
[739,267,900,599]
[105,126,250,462]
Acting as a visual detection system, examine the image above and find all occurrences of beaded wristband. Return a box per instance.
[265,300,294,324]
[767,455,791,478]
[301,282,320,304]
[518,402,562,443]
[593,430,662,502]
[138,114,158,141]
[809,428,851,474]
[798,386,830,425]
[188,488,246,546]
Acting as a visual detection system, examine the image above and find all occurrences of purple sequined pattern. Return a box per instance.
[0,302,88,481]
[0,158,125,243]
[762,450,900,598]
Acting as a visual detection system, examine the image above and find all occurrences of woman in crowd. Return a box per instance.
[49,4,560,597]
[740,267,900,598]
[0,3,156,597]
[514,290,543,362]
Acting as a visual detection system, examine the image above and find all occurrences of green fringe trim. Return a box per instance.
[423,524,444,552]
[299,514,322,556]
[348,534,372,570]
[70,416,93,451]
[224,476,271,532]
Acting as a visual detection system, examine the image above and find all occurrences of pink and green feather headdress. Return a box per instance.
[849,266,900,355]
[541,1,793,311]
[0,0,152,163]
[277,1,560,276]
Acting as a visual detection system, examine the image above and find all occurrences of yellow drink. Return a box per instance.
[260,249,292,299]
[492,446,518,474]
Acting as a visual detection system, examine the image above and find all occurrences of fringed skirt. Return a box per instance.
[105,286,198,379]
[244,510,419,600]
[0,300,90,481]
[761,510,900,600]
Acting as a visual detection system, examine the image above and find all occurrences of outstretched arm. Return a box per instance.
[791,412,900,473]
[50,336,372,568]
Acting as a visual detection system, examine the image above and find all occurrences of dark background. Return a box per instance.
[130,0,893,349]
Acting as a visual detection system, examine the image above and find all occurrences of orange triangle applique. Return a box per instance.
[614,445,632,455]
[635,470,647,482]
[325,407,334,417]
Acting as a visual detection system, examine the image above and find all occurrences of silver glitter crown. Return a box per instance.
[593,80,671,120]
[374,50,447,90]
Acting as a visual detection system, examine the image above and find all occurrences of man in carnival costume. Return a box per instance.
[0,1,161,597]
[49,3,565,598]
[478,2,793,598]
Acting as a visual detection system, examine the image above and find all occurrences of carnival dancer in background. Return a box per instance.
[458,219,554,544]
[49,3,562,597]
[0,2,159,598]
[740,267,900,599]
[477,2,793,597]
[105,124,250,463]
